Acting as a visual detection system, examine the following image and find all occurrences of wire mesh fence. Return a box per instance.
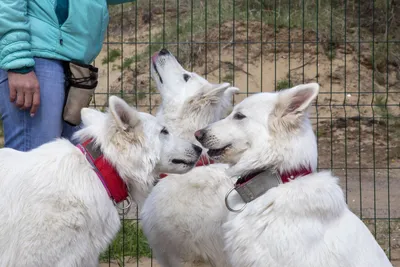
[89,0,398,266]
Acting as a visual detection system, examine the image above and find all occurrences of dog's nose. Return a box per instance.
[159,48,170,55]
[194,129,205,142]
[192,144,202,155]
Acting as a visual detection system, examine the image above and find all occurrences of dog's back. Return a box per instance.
[141,163,232,266]
[0,140,120,266]
[223,172,392,267]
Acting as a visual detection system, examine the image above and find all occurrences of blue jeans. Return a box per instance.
[0,58,81,151]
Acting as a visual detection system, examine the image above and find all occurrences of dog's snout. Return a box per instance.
[192,144,202,155]
[194,129,206,142]
[159,48,170,56]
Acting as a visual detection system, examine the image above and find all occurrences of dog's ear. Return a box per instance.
[223,86,240,99]
[270,83,319,132]
[201,83,239,105]
[204,83,231,97]
[278,83,319,115]
[220,86,240,116]
[109,95,141,131]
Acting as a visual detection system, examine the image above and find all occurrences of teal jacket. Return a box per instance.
[0,0,134,72]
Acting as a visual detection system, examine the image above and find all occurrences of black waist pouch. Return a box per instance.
[63,62,98,126]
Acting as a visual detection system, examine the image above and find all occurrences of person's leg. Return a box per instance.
[0,58,65,151]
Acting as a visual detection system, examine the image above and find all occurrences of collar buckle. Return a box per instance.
[225,171,282,213]
[225,185,247,213]
[114,193,133,216]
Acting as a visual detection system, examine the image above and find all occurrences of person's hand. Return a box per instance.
[8,71,40,117]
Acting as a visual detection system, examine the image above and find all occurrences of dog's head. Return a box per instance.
[75,96,202,188]
[195,83,319,177]
[151,48,239,143]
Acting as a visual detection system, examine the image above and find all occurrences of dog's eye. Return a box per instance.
[233,112,246,120]
[183,74,190,82]
[161,127,169,135]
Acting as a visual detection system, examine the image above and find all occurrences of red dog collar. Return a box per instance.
[76,139,129,204]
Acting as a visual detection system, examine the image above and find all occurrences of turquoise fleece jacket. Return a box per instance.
[0,0,135,73]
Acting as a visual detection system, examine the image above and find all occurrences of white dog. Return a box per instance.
[195,83,392,267]
[140,48,238,267]
[0,96,201,267]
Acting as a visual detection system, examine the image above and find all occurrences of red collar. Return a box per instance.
[235,166,312,186]
[159,155,214,179]
[279,167,313,183]
[76,139,129,204]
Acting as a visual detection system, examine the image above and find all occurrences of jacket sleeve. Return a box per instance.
[107,0,136,5]
[0,0,35,70]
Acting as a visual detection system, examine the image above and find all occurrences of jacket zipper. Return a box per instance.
[59,26,63,45]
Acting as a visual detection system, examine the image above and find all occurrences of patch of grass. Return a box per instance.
[137,91,147,101]
[317,128,328,138]
[99,220,151,264]
[276,78,293,91]
[223,73,234,84]
[374,95,390,118]
[117,53,146,71]
[102,49,121,65]
[122,57,135,70]
[370,42,399,73]
[373,95,400,138]
[326,44,337,61]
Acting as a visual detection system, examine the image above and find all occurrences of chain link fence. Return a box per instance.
[89,0,398,266]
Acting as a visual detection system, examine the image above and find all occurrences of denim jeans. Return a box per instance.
[0,57,81,151]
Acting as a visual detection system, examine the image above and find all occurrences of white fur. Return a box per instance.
[0,96,200,267]
[197,83,392,267]
[140,50,238,267]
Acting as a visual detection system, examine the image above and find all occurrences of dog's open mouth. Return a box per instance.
[207,144,232,158]
[172,159,196,166]
[152,63,163,84]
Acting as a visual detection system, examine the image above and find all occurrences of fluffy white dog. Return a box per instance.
[0,96,201,267]
[140,48,238,267]
[196,83,393,267]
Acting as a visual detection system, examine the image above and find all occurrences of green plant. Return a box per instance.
[223,73,234,84]
[102,49,121,65]
[137,91,147,101]
[99,220,151,264]
[326,43,337,61]
[374,95,389,118]
[276,78,293,91]
[121,57,135,70]
[117,53,146,71]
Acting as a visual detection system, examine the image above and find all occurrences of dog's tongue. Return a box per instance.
[151,52,159,63]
